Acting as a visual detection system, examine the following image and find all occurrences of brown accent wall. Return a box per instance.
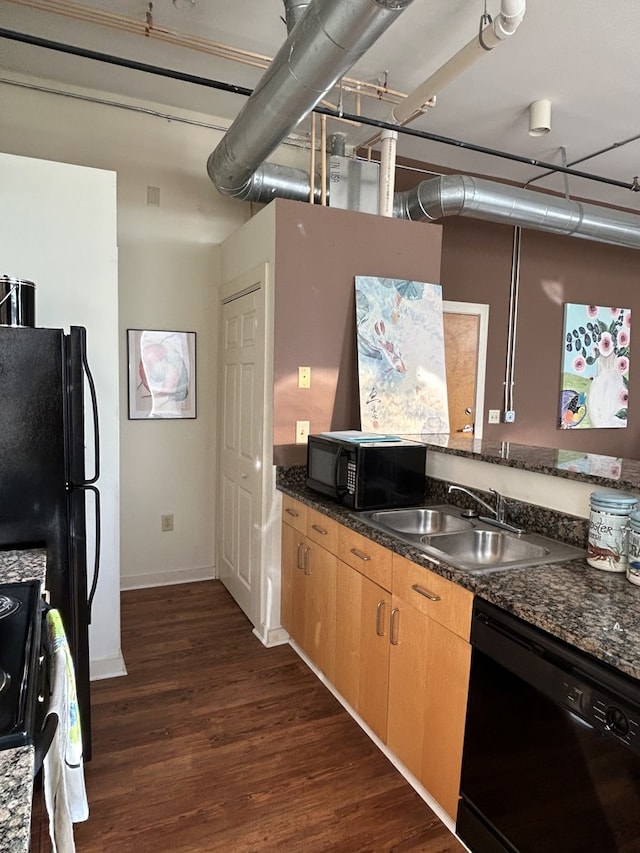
[273,200,443,466]
[439,215,640,456]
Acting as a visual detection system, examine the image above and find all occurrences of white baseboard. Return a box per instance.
[120,565,216,590]
[90,651,127,681]
[252,624,289,648]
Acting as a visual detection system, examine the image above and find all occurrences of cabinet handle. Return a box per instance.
[285,507,300,518]
[350,548,371,562]
[390,608,400,645]
[375,600,386,637]
[411,583,441,602]
[311,524,328,535]
[303,547,311,576]
[296,542,305,570]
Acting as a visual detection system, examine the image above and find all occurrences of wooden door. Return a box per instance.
[335,563,391,741]
[218,284,264,627]
[443,312,479,434]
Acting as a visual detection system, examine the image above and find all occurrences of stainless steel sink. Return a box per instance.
[368,507,474,535]
[360,503,584,574]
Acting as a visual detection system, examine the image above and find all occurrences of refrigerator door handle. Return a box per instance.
[80,334,100,487]
[75,483,101,622]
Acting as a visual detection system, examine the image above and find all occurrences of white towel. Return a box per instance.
[43,609,89,853]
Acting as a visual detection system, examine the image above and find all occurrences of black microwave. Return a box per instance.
[306,432,427,510]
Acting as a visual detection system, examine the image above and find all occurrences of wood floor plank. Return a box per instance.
[32,581,465,853]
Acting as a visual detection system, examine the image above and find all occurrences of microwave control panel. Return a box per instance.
[346,460,356,494]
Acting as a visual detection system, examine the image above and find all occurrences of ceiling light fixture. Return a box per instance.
[172,0,195,8]
[529,99,551,137]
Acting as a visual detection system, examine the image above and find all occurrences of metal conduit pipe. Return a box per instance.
[394,175,640,250]
[206,0,414,198]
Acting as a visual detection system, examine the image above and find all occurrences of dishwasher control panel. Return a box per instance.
[562,678,640,754]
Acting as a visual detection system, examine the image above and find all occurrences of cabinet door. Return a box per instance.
[386,595,429,781]
[420,617,471,819]
[387,595,471,819]
[281,522,305,645]
[302,543,337,682]
[335,562,390,742]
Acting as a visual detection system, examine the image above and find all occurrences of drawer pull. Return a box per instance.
[375,600,386,637]
[411,583,441,602]
[311,524,328,535]
[285,507,300,518]
[350,548,371,562]
[390,608,400,645]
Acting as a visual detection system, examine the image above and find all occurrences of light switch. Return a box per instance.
[488,409,501,424]
[298,366,311,388]
[296,420,310,443]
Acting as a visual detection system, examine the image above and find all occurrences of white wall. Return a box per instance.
[0,75,238,595]
[0,151,122,678]
[0,72,309,659]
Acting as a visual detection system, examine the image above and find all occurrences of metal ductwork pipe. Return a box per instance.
[394,175,640,250]
[283,0,312,33]
[207,0,414,199]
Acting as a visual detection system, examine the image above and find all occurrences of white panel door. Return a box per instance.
[218,275,265,627]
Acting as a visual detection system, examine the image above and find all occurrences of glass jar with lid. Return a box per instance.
[587,491,638,573]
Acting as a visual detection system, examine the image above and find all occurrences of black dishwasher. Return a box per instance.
[458,598,640,853]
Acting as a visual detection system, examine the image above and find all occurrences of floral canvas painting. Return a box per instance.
[559,304,630,430]
[355,276,449,434]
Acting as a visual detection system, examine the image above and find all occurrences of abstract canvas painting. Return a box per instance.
[127,329,197,419]
[559,304,630,430]
[355,276,449,434]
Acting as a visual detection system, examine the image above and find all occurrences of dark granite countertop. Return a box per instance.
[0,549,46,853]
[277,477,640,685]
[410,434,640,493]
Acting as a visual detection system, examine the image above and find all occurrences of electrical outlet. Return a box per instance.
[488,409,501,424]
[503,410,516,423]
[161,513,174,532]
[296,420,310,444]
[298,366,311,389]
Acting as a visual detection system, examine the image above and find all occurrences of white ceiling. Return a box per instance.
[2,0,640,211]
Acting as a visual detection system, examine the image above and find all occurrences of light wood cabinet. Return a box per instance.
[335,561,391,741]
[281,497,337,681]
[387,553,472,818]
[281,497,473,820]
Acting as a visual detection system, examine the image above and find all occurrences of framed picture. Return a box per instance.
[127,329,197,419]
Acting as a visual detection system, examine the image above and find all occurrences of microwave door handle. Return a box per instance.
[334,446,349,497]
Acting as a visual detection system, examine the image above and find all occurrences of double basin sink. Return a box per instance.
[360,504,583,575]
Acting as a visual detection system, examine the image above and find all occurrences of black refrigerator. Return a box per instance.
[0,325,100,760]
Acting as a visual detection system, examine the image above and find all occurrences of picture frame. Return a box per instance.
[127,328,197,419]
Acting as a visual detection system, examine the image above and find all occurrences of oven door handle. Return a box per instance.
[32,712,59,779]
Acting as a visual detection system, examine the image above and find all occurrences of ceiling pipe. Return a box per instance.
[392,0,526,127]
[206,0,415,200]
[360,0,526,150]
[394,174,640,250]
[282,0,312,33]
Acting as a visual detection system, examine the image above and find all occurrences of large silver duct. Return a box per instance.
[394,174,640,250]
[207,0,414,199]
[282,0,312,33]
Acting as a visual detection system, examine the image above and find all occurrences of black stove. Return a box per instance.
[0,580,43,750]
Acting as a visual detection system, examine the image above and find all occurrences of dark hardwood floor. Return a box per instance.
[31,581,465,852]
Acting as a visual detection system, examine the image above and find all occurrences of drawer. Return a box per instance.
[338,526,392,592]
[392,553,473,640]
[307,507,340,553]
[282,495,307,534]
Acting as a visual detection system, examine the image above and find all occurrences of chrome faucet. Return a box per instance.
[447,484,524,533]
